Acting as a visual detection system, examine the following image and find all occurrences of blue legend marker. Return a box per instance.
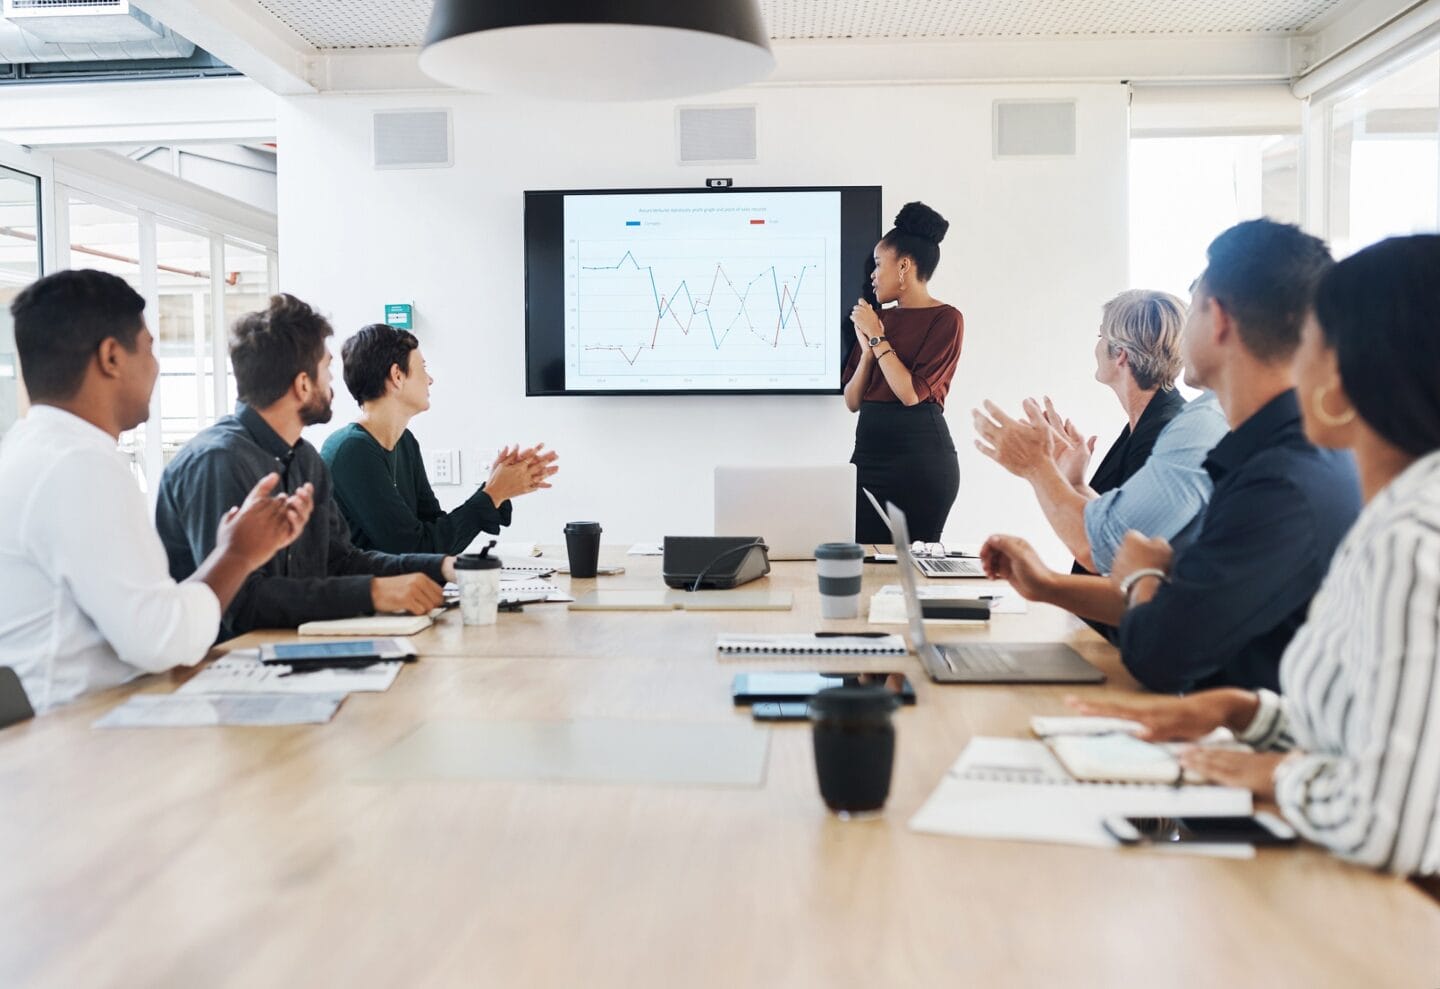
[625,220,641,226]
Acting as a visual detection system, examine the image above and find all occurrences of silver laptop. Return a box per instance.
[888,502,1105,684]
[715,465,856,561]
[861,487,985,578]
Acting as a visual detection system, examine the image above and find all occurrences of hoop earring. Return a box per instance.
[1313,383,1356,428]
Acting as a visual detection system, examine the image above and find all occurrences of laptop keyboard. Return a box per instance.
[918,557,986,576]
[940,643,1022,675]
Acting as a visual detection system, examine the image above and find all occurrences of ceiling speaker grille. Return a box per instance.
[994,100,1076,158]
[372,109,452,169]
[677,105,757,165]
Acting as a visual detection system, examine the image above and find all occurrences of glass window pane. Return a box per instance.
[1328,48,1440,259]
[1129,134,1301,298]
[154,223,214,457]
[65,195,145,487]
[223,239,271,416]
[0,164,41,439]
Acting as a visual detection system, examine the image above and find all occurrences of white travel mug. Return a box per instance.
[454,553,502,626]
[815,542,865,619]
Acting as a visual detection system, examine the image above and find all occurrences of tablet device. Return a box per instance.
[258,638,417,667]
[731,671,916,705]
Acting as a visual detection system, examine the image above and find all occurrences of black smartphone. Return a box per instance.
[732,671,916,706]
[1104,814,1298,846]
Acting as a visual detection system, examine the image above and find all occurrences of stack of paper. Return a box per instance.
[94,693,343,728]
[909,737,1254,856]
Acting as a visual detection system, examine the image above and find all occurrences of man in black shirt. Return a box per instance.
[157,294,455,639]
[980,220,1361,694]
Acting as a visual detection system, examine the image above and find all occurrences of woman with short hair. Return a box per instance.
[322,324,557,555]
[1074,234,1440,876]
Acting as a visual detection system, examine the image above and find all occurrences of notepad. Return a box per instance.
[1030,715,1145,738]
[1045,734,1183,785]
[297,614,434,636]
[716,633,907,656]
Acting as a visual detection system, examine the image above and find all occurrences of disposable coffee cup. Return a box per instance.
[564,521,603,578]
[454,552,502,626]
[809,685,900,818]
[815,542,865,619]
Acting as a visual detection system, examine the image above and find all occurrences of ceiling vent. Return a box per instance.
[1,0,194,60]
[676,105,758,165]
[993,100,1077,158]
[372,109,453,170]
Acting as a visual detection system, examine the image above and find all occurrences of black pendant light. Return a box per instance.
[419,0,775,101]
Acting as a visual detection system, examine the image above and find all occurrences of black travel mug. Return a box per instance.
[563,521,603,578]
[809,685,900,818]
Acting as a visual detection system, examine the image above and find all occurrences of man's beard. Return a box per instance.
[299,389,333,426]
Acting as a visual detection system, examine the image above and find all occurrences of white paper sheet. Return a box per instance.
[499,578,573,604]
[176,656,401,696]
[93,693,343,728]
[874,581,1028,614]
[627,542,664,556]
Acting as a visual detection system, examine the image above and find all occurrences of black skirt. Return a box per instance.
[851,401,960,544]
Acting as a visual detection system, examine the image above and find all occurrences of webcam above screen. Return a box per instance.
[523,185,882,397]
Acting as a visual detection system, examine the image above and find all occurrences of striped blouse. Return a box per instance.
[1240,448,1440,875]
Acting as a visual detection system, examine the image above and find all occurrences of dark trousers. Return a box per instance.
[852,401,960,544]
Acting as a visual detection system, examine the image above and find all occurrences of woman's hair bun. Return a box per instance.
[893,201,949,245]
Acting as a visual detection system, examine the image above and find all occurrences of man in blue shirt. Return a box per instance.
[981,219,1361,693]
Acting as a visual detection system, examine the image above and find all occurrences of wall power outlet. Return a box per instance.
[424,449,461,486]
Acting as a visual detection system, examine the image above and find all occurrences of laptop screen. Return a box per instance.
[885,503,930,649]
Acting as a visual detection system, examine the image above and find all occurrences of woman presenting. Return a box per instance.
[843,201,963,544]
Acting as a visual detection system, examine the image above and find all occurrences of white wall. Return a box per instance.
[277,83,1131,562]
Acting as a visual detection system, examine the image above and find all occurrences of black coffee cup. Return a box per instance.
[563,521,603,578]
[809,685,900,817]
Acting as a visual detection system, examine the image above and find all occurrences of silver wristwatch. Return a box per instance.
[1119,567,1168,605]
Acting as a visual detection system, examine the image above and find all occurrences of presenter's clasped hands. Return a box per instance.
[850,297,884,348]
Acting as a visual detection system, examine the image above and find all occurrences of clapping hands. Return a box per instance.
[973,395,1096,488]
[485,443,560,504]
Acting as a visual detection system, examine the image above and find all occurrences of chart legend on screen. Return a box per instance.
[562,191,842,392]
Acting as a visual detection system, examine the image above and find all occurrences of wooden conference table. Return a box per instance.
[2,552,1437,988]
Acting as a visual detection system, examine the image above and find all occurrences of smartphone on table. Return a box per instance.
[1103,813,1298,846]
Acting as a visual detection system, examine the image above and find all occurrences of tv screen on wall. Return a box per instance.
[524,185,883,396]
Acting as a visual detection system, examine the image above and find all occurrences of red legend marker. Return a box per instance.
[749,219,765,225]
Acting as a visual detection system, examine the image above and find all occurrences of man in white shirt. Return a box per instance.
[0,269,313,712]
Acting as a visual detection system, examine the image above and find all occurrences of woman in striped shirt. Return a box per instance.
[1073,234,1440,876]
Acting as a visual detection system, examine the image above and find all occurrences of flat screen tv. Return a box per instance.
[524,185,883,396]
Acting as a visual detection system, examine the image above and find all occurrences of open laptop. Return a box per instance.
[715,465,855,561]
[888,501,1105,684]
[861,487,985,578]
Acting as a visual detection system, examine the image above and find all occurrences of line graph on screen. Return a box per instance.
[571,239,829,379]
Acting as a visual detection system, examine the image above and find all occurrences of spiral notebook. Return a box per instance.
[910,737,1253,851]
[716,633,907,656]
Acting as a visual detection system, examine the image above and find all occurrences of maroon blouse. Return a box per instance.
[842,304,965,409]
